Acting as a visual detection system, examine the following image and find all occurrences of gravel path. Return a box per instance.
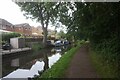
[65,44,99,78]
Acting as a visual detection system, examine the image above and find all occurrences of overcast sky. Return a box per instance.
[0,0,61,31]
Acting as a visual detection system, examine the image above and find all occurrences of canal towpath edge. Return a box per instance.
[65,44,99,78]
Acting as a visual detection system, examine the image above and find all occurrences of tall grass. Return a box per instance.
[89,49,118,78]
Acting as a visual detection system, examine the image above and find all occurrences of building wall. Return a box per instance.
[0,18,55,38]
[10,38,25,48]
[0,18,14,32]
[23,25,32,36]
[14,26,23,34]
[32,26,43,37]
[0,19,32,37]
[3,25,14,32]
[14,23,32,37]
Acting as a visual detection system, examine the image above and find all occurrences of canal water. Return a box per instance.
[2,45,71,79]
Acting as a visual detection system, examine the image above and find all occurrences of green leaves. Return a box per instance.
[2,32,21,43]
[57,3,119,77]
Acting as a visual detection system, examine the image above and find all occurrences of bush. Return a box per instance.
[90,34,119,78]
[2,32,21,43]
[32,43,43,51]
[90,49,118,78]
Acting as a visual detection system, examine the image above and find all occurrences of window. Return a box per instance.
[13,26,14,29]
[0,25,2,29]
[19,27,21,30]
[2,26,6,29]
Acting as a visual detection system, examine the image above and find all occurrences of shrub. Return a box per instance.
[2,32,21,43]
[32,43,43,51]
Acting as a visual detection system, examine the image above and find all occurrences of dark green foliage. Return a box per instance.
[2,32,21,43]
[90,49,118,78]
[57,30,66,39]
[32,43,43,51]
[77,3,119,77]
[59,2,119,77]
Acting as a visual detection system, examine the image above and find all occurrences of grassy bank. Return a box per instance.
[34,43,83,79]
[90,49,117,78]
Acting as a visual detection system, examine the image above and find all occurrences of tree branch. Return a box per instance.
[45,11,50,29]
[36,3,44,28]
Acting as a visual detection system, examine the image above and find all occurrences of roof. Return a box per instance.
[0,18,13,26]
[14,23,31,27]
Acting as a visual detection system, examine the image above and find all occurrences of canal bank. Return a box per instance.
[2,48,31,55]
[39,44,82,78]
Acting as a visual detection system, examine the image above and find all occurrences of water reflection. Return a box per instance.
[11,58,19,67]
[3,61,44,78]
[2,45,71,79]
[48,53,61,68]
[54,47,62,53]
[43,52,49,71]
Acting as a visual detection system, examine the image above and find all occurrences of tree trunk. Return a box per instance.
[43,27,48,47]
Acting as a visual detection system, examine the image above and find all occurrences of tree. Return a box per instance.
[57,30,66,39]
[15,2,63,47]
[59,2,120,77]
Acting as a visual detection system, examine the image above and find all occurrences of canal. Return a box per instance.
[2,45,71,78]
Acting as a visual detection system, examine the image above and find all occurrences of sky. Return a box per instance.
[0,0,40,26]
[0,0,67,32]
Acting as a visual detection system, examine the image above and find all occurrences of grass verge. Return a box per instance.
[36,45,81,79]
[89,49,117,78]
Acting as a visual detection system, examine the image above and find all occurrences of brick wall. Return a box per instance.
[14,23,32,37]
[14,27,23,34]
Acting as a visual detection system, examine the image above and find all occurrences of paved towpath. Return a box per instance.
[65,44,99,78]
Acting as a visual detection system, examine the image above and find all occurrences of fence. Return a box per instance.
[10,38,43,49]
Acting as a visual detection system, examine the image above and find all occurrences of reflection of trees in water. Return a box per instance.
[42,50,49,72]
[3,46,72,77]
[56,45,71,55]
[42,45,71,72]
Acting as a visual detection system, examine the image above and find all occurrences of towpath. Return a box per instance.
[65,44,99,78]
